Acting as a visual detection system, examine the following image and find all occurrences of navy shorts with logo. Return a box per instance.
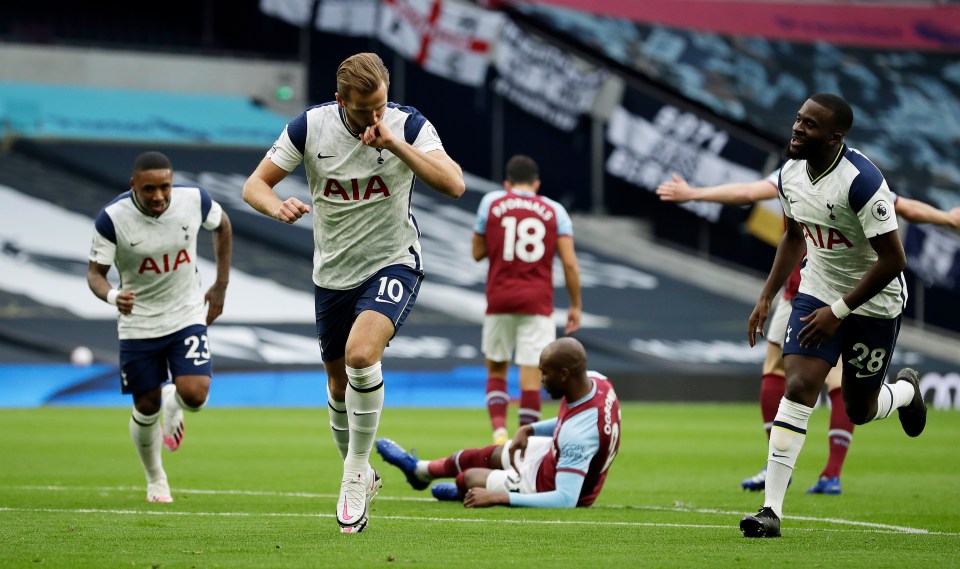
[119,323,212,395]
[314,265,423,362]
[783,293,901,388]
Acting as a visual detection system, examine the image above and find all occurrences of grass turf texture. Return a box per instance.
[1,404,958,568]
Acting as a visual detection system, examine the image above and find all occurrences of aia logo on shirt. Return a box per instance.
[322,176,390,201]
[138,249,192,274]
[798,222,853,249]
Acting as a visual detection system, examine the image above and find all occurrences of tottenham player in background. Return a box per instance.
[472,155,581,446]
[242,52,465,533]
[87,151,232,503]
[739,94,927,538]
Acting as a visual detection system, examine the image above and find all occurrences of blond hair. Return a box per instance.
[337,52,390,100]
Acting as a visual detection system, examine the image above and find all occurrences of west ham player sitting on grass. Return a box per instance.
[87,151,232,503]
[739,94,926,538]
[377,337,620,508]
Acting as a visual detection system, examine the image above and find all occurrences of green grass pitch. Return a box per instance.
[1,403,958,568]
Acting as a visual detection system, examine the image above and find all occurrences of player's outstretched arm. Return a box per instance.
[205,211,232,325]
[895,197,960,229]
[656,173,777,205]
[242,158,310,224]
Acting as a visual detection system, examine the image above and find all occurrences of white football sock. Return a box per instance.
[327,388,349,461]
[130,408,165,484]
[343,362,384,477]
[764,397,813,518]
[873,381,915,421]
[415,460,432,480]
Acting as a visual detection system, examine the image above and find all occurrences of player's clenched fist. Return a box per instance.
[274,197,311,224]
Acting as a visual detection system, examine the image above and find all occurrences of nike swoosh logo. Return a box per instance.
[341,500,354,521]
[772,453,789,458]
[374,298,396,304]
[788,199,798,204]
[317,153,336,159]
[193,359,210,366]
[353,411,378,416]
[130,241,142,247]
[855,370,877,378]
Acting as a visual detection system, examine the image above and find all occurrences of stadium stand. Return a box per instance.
[1,0,958,408]
[513,3,960,212]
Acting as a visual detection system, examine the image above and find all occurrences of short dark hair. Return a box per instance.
[505,155,539,185]
[810,93,854,134]
[132,151,172,173]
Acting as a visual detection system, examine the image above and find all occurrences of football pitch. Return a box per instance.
[1,403,958,568]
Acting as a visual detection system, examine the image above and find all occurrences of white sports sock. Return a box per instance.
[873,381,915,421]
[764,398,813,518]
[415,460,432,480]
[130,408,165,484]
[327,388,349,461]
[343,362,384,477]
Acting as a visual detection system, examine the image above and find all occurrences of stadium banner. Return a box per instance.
[259,0,314,26]
[518,0,960,51]
[316,0,379,36]
[377,0,505,87]
[259,0,379,35]
[492,20,606,132]
[904,223,960,293]
[605,89,768,222]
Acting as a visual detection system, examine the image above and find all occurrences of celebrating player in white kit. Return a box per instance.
[87,151,232,503]
[739,94,926,538]
[242,52,465,533]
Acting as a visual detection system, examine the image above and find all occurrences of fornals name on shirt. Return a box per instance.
[491,197,554,221]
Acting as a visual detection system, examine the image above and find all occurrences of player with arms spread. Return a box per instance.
[377,337,620,508]
[242,52,465,533]
[87,151,232,503]
[473,155,582,445]
[738,94,926,538]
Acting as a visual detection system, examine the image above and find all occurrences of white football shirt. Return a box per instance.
[778,145,906,318]
[89,185,224,339]
[267,102,445,290]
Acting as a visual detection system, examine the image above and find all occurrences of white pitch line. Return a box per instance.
[619,505,933,534]
[3,485,957,536]
[1,506,957,536]
[7,484,434,502]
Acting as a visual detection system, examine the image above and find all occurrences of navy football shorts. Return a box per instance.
[314,265,423,362]
[783,293,901,388]
[119,324,212,395]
